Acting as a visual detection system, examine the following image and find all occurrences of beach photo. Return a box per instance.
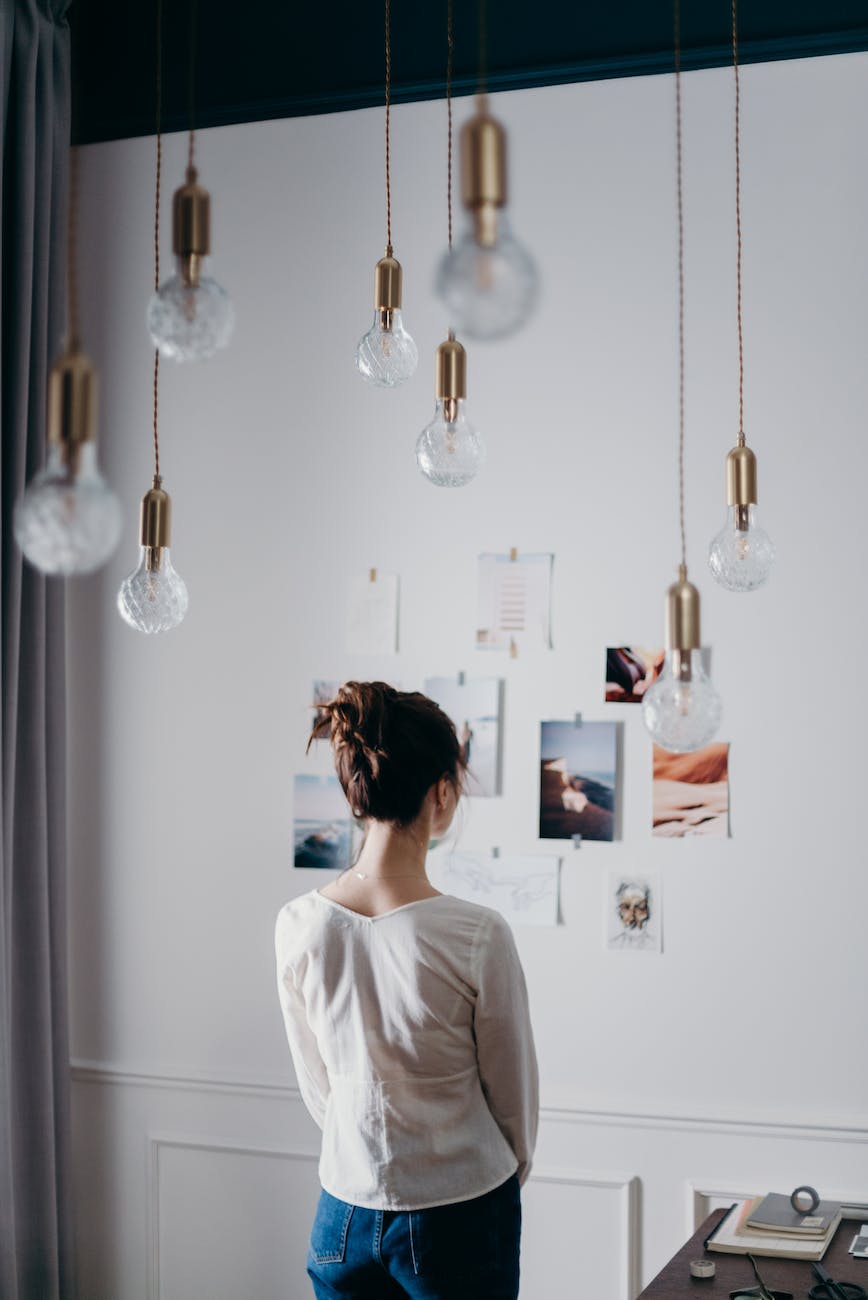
[652,743,730,838]
[293,773,355,869]
[424,675,503,796]
[605,645,664,702]
[539,720,618,842]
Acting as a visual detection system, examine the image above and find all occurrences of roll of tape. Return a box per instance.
[790,1185,820,1215]
[690,1258,716,1279]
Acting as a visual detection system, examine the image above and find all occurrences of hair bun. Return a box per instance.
[306,680,463,826]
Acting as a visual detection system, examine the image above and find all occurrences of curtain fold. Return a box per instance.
[0,1,73,1297]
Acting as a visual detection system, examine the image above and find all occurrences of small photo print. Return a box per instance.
[539,720,618,843]
[424,676,503,797]
[652,743,730,838]
[476,552,553,652]
[293,774,354,870]
[606,872,662,953]
[346,571,399,655]
[605,646,664,703]
[311,680,339,733]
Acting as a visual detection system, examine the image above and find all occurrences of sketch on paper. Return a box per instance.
[424,675,503,797]
[652,743,730,838]
[476,552,553,652]
[346,572,399,655]
[606,872,662,953]
[539,720,618,842]
[293,774,354,870]
[434,851,559,927]
[605,646,664,703]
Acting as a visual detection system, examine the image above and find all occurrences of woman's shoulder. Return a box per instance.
[274,889,329,957]
[422,894,511,943]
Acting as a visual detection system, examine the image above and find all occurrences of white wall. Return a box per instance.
[68,51,868,1299]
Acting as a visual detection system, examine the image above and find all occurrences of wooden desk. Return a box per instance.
[638,1207,866,1298]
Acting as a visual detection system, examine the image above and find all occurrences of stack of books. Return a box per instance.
[707,1193,842,1261]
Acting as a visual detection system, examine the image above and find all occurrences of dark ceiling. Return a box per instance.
[70,1,868,146]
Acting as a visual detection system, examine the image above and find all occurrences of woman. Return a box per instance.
[275,681,538,1300]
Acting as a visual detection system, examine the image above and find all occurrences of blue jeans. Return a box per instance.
[306,1174,521,1299]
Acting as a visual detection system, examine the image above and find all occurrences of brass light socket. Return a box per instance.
[725,443,758,507]
[665,567,701,652]
[435,334,467,402]
[173,167,211,287]
[374,252,403,312]
[48,349,98,450]
[139,478,172,550]
[461,106,507,210]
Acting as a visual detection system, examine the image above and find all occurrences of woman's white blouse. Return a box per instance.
[275,890,539,1211]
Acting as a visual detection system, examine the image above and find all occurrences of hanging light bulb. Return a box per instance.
[708,5,775,593]
[416,332,484,487]
[708,442,774,591]
[117,477,189,633]
[14,347,122,576]
[642,567,722,753]
[147,166,234,362]
[644,6,723,755]
[356,249,418,386]
[435,100,538,340]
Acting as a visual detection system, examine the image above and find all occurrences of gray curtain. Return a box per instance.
[0,2,73,1298]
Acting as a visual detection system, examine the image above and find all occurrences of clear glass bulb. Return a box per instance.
[642,649,722,753]
[147,257,234,362]
[708,505,775,592]
[415,399,485,487]
[356,309,418,387]
[13,443,122,576]
[117,546,189,634]
[435,213,538,340]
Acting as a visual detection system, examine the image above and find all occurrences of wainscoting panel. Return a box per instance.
[71,1064,868,1300]
[522,1169,639,1300]
[150,1138,319,1300]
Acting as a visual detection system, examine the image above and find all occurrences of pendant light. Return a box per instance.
[434,0,538,340]
[118,0,189,634]
[643,1,722,755]
[707,0,774,591]
[416,0,485,488]
[13,147,123,575]
[355,0,418,387]
[147,0,234,363]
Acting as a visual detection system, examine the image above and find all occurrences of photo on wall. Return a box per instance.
[605,646,664,703]
[424,675,503,797]
[346,571,399,655]
[311,680,340,734]
[539,720,618,842]
[476,552,553,652]
[606,871,662,953]
[652,742,730,838]
[293,774,355,870]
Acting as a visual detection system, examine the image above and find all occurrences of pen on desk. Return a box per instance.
[704,1203,738,1250]
[812,1262,850,1300]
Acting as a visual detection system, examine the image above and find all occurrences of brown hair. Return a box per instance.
[308,681,464,827]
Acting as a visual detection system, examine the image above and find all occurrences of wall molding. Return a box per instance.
[143,1135,639,1300]
[71,1059,868,1145]
[531,1167,640,1300]
[147,1133,319,1300]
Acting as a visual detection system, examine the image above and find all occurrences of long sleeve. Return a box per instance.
[472,913,539,1185]
[275,933,331,1130]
